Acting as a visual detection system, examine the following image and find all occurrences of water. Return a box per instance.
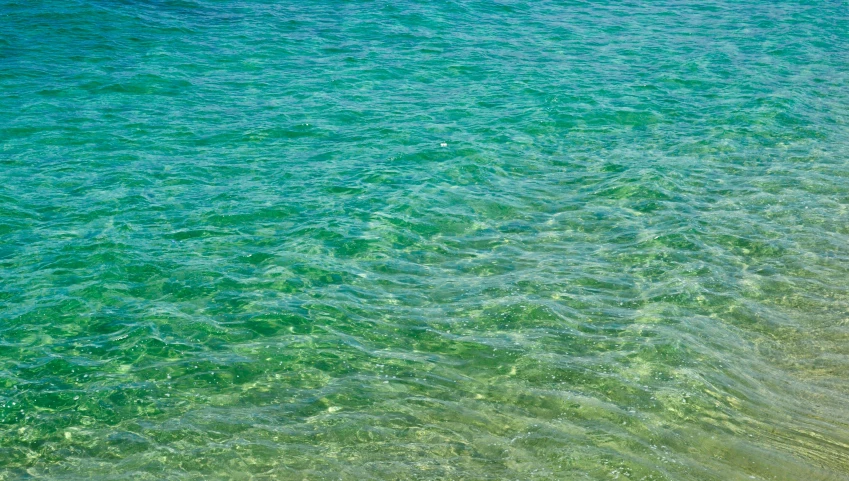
[2,1,849,479]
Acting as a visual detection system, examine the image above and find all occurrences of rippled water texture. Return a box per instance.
[2,1,849,479]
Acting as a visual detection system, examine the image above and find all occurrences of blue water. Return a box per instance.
[2,1,849,479]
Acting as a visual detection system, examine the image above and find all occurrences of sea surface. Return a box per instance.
[2,1,849,479]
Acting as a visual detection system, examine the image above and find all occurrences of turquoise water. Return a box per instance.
[2,1,849,479]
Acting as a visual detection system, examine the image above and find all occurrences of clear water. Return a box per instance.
[2,1,849,479]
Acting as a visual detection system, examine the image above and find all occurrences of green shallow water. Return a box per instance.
[2,1,849,479]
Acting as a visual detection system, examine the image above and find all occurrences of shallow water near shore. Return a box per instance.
[2,1,849,479]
